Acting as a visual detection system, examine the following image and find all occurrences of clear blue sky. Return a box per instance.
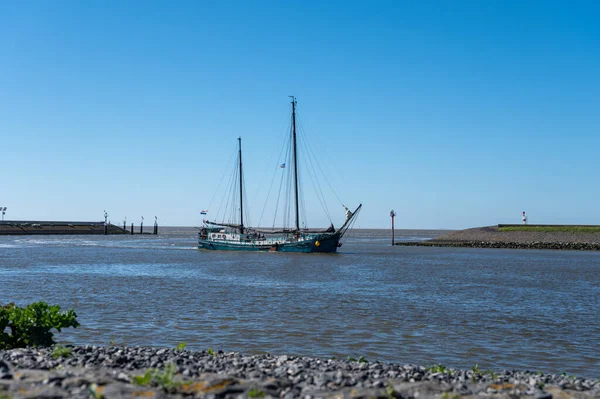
[1,1,599,229]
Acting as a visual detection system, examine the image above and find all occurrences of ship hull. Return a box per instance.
[198,233,341,253]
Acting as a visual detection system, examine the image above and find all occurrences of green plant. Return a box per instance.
[88,383,104,399]
[426,364,448,373]
[358,356,368,363]
[133,363,179,391]
[347,356,357,362]
[0,302,79,349]
[248,388,265,398]
[386,383,395,399]
[175,342,187,351]
[481,369,498,380]
[207,347,214,356]
[471,364,480,374]
[51,345,72,359]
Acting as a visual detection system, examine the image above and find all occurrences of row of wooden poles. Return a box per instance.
[104,222,158,235]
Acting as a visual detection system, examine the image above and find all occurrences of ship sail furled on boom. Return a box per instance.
[198,97,361,253]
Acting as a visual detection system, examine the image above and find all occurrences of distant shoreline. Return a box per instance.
[396,225,600,251]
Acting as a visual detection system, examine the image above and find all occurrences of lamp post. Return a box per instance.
[390,209,396,246]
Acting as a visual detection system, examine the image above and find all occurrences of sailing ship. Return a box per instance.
[198,97,361,253]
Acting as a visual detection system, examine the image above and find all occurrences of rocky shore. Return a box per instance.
[1,345,598,398]
[396,226,600,250]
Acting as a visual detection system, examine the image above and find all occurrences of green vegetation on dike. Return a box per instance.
[134,363,179,391]
[499,226,600,233]
[0,302,79,349]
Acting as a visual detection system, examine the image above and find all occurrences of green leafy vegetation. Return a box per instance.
[207,347,215,356]
[248,388,266,398]
[133,363,179,391]
[426,364,448,373]
[499,226,600,233]
[386,383,395,399]
[88,383,104,399]
[0,302,79,349]
[346,355,368,362]
[486,370,499,380]
[175,342,187,351]
[470,364,498,381]
[51,345,72,359]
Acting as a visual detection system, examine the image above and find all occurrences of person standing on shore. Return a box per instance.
[522,211,528,224]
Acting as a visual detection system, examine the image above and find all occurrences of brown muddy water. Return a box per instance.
[1,228,598,377]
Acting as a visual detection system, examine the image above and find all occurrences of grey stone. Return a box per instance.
[20,385,70,398]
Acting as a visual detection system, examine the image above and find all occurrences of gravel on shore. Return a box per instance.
[396,226,600,250]
[1,345,598,398]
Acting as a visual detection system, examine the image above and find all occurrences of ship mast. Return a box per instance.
[290,96,300,232]
[238,137,244,234]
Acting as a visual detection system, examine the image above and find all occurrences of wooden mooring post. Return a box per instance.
[153,216,158,235]
[104,210,108,235]
[140,217,144,234]
[131,223,134,235]
[390,209,396,246]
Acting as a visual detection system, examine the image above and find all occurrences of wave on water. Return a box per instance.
[349,236,435,243]
[397,236,434,241]
[10,237,196,251]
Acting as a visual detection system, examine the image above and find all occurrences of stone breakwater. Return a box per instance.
[1,346,599,398]
[396,226,600,251]
[0,221,128,235]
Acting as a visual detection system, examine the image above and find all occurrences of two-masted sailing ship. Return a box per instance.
[198,97,361,253]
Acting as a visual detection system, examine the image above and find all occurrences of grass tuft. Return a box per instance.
[248,388,265,398]
[51,345,72,359]
[426,364,448,373]
[133,363,179,391]
[499,226,600,233]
